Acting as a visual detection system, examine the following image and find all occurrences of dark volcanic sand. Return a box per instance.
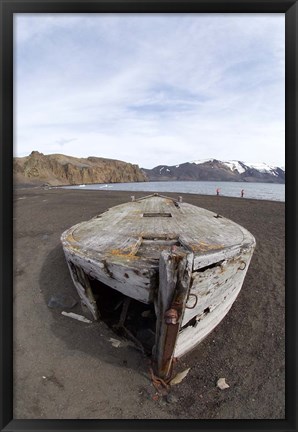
[13,188,285,419]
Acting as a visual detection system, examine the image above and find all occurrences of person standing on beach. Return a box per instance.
[216,188,220,196]
[241,189,244,198]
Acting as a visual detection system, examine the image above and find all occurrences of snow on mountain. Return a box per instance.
[191,159,283,175]
[159,166,171,173]
[222,161,246,174]
[192,158,216,165]
[142,159,284,183]
[244,162,280,175]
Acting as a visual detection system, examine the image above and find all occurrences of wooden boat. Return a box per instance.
[61,193,255,379]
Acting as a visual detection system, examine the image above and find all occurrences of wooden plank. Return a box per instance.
[63,248,156,304]
[174,285,242,358]
[61,196,255,262]
[154,250,193,379]
[65,260,99,321]
[175,251,254,357]
[181,249,254,326]
[154,250,178,378]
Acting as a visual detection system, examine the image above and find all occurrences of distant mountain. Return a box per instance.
[14,151,147,186]
[142,159,285,184]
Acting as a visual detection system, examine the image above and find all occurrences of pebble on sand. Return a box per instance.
[217,377,230,390]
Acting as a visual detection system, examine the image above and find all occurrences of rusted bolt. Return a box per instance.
[164,308,178,324]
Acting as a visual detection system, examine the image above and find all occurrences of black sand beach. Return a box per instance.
[13,188,285,419]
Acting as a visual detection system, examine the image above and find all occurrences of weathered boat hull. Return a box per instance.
[61,194,255,378]
[175,248,253,357]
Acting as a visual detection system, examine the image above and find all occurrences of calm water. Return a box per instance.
[64,181,285,202]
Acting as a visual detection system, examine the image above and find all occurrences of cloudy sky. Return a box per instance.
[14,13,285,169]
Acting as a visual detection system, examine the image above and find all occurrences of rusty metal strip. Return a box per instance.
[154,251,194,379]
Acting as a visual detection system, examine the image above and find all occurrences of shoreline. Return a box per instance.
[15,182,285,203]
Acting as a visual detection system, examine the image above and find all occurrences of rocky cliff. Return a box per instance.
[14,151,147,186]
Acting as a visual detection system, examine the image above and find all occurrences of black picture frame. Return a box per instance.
[0,1,297,431]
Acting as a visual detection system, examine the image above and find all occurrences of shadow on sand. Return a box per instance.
[39,243,146,374]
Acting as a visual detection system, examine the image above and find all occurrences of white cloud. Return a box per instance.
[14,13,285,168]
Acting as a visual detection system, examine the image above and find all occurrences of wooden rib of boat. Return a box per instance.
[61,193,256,379]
